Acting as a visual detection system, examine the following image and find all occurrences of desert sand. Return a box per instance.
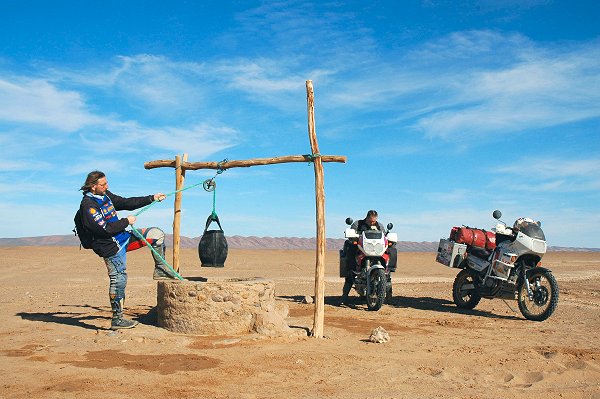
[1,247,599,399]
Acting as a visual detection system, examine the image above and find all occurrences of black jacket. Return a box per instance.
[80,190,154,258]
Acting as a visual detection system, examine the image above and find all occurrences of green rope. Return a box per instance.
[211,188,218,219]
[305,153,321,165]
[128,179,209,280]
[129,224,184,281]
[133,180,206,217]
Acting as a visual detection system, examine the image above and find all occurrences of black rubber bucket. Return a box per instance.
[198,214,228,267]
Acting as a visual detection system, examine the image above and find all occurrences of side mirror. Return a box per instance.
[492,210,502,220]
[387,223,393,231]
[345,217,353,226]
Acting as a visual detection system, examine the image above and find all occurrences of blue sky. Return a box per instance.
[1,1,599,248]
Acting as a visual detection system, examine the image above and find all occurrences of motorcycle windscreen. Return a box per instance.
[518,221,545,240]
[364,230,383,239]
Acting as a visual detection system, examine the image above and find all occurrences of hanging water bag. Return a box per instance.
[198,214,228,267]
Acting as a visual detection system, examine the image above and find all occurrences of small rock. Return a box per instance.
[212,294,224,302]
[369,326,390,343]
[302,295,314,304]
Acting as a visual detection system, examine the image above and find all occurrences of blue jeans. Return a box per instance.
[104,227,166,307]
[104,245,128,305]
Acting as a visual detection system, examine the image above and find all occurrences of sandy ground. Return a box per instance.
[1,246,599,399]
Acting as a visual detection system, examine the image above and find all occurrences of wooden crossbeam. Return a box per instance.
[144,155,345,170]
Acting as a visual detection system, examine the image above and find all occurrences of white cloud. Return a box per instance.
[496,158,600,178]
[416,36,600,138]
[48,54,208,115]
[317,30,600,141]
[0,76,102,131]
[490,158,600,193]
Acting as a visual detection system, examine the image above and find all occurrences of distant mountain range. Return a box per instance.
[0,234,598,252]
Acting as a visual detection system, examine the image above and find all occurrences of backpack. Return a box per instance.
[73,209,94,249]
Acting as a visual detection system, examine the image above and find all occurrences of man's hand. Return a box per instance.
[127,215,136,225]
[154,193,167,202]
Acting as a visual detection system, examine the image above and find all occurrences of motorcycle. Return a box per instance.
[339,218,398,311]
[436,210,559,321]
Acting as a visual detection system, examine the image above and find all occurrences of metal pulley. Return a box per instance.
[203,179,216,192]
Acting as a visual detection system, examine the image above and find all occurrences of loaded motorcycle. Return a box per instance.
[436,210,558,321]
[339,218,398,311]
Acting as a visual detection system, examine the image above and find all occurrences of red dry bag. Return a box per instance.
[451,226,496,250]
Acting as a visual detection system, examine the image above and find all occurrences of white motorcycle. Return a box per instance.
[436,210,559,321]
[340,218,398,311]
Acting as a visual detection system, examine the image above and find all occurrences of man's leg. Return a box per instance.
[104,247,138,329]
[127,227,177,279]
[387,246,398,272]
[341,274,354,305]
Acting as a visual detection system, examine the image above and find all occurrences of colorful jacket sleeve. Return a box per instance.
[107,190,154,211]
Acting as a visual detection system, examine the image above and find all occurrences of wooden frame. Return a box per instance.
[144,81,345,338]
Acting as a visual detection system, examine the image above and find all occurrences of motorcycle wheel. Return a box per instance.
[452,269,482,309]
[366,268,386,311]
[386,276,393,303]
[517,269,559,321]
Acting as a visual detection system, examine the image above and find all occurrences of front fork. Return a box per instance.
[522,267,534,300]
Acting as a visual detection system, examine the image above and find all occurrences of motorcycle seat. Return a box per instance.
[469,247,491,259]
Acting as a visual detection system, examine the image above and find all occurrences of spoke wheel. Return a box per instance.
[452,269,482,309]
[366,268,386,311]
[517,269,559,321]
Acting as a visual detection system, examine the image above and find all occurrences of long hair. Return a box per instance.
[80,170,105,193]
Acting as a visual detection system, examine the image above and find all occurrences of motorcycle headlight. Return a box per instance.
[364,242,384,255]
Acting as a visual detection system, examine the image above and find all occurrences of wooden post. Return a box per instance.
[173,153,188,272]
[306,80,325,338]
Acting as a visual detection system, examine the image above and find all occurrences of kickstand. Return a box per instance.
[502,299,518,313]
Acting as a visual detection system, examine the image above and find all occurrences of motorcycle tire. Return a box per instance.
[452,269,482,309]
[386,280,393,303]
[517,269,559,321]
[366,268,386,311]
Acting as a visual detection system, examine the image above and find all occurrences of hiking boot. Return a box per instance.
[152,243,178,280]
[111,317,139,330]
[153,267,177,280]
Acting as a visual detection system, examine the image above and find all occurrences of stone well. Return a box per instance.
[156,277,291,336]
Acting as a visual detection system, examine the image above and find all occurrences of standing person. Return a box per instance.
[78,170,177,330]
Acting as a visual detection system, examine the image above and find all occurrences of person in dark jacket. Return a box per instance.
[79,170,176,330]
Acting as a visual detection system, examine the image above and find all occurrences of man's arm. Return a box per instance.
[107,190,154,211]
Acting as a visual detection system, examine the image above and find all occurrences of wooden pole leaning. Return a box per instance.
[306,80,326,338]
[172,153,188,272]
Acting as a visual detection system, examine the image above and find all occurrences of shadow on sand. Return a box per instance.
[16,304,160,330]
[279,294,520,321]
